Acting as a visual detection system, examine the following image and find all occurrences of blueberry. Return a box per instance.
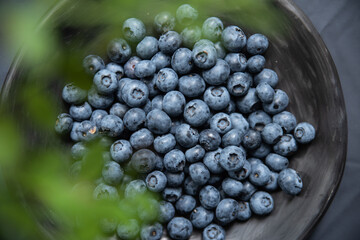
[165,171,185,187]
[230,113,249,134]
[171,48,194,75]
[83,55,105,75]
[179,74,206,98]
[209,113,232,134]
[227,72,252,97]
[204,86,231,111]
[122,18,146,42]
[181,26,202,48]
[140,222,163,240]
[154,11,176,34]
[202,17,224,41]
[155,68,178,92]
[185,145,205,163]
[264,171,279,192]
[222,178,243,197]
[250,191,274,215]
[159,201,175,223]
[136,36,158,59]
[175,124,199,149]
[199,185,221,210]
[236,88,261,114]
[130,128,154,149]
[106,62,124,81]
[71,142,87,160]
[263,89,289,115]
[256,82,275,103]
[189,162,211,185]
[203,60,230,87]
[102,161,124,185]
[183,176,201,196]
[109,103,128,119]
[163,149,186,173]
[163,91,186,117]
[154,133,176,154]
[176,4,198,26]
[221,26,247,52]
[77,120,99,142]
[273,134,298,156]
[123,108,146,132]
[248,157,263,167]
[125,179,147,199]
[70,122,81,142]
[190,206,214,229]
[221,129,243,147]
[247,55,266,74]
[225,53,247,72]
[199,129,221,151]
[237,201,252,221]
[228,160,252,181]
[175,195,197,215]
[93,69,118,95]
[215,198,239,225]
[124,56,141,78]
[69,102,92,121]
[145,170,167,192]
[249,163,271,187]
[93,183,119,201]
[192,41,217,69]
[55,113,73,135]
[294,122,316,144]
[151,52,171,71]
[62,83,87,105]
[219,145,246,172]
[159,31,182,54]
[107,38,132,64]
[146,109,172,134]
[116,78,132,103]
[246,33,269,55]
[202,224,225,240]
[272,111,297,133]
[121,80,149,107]
[250,142,272,159]
[265,153,289,172]
[278,168,303,195]
[110,139,132,163]
[238,181,257,201]
[254,68,278,88]
[100,115,123,138]
[261,123,283,144]
[214,41,227,59]
[248,110,272,131]
[88,86,114,109]
[116,219,140,240]
[134,60,156,78]
[203,148,224,174]
[184,99,210,127]
[162,187,183,203]
[130,149,156,174]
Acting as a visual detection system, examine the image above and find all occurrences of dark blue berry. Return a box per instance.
[151,52,171,71]
[247,55,266,73]
[134,60,156,78]
[219,146,246,171]
[159,201,175,223]
[62,83,87,105]
[261,123,283,144]
[100,115,124,137]
[162,187,183,203]
[222,178,243,197]
[69,102,92,121]
[199,129,221,151]
[171,48,193,75]
[121,80,149,107]
[179,74,206,98]
[225,53,247,72]
[221,26,247,52]
[204,86,231,111]
[175,195,197,215]
[189,162,210,185]
[93,69,118,95]
[278,168,303,195]
[110,139,132,163]
[256,82,275,103]
[130,128,154,149]
[239,181,257,201]
[249,191,274,215]
[164,149,186,173]
[88,86,114,109]
[124,56,141,78]
[265,153,289,172]
[221,129,243,147]
[203,224,225,240]
[185,145,205,163]
[163,91,186,117]
[215,198,239,225]
[263,89,289,115]
[165,171,185,187]
[236,88,261,114]
[183,100,210,127]
[146,109,172,134]
[159,31,182,54]
[192,41,217,69]
[167,217,193,240]
[55,113,73,135]
[228,160,252,181]
[272,111,297,133]
[123,107,146,131]
[248,110,272,131]
[83,55,105,75]
[209,113,232,134]
[246,33,269,55]
[130,149,156,174]
[254,68,278,88]
[102,161,124,185]
[264,171,279,192]
[273,134,298,156]
[154,133,176,154]
[140,222,163,240]
[202,59,230,86]
[136,36,158,59]
[156,68,179,92]
[190,206,214,229]
[203,148,224,174]
[227,72,252,97]
[249,163,271,186]
[109,103,128,119]
[106,62,124,80]
[145,170,167,192]
[107,38,132,64]
[294,122,316,144]
[199,185,221,210]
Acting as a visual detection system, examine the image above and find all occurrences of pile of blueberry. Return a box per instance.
[55,4,316,240]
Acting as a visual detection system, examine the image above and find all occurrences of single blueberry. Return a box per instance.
[71,142,87,160]
[203,86,231,111]
[222,129,243,147]
[246,33,269,55]
[203,148,224,174]
[238,181,257,201]
[254,68,278,88]
[130,149,156,174]
[110,139,132,163]
[225,53,247,72]
[247,55,266,74]
[109,103,128,119]
[102,161,124,186]
[123,107,146,132]
[273,134,298,156]
[209,113,232,134]
[134,60,156,78]
[165,171,185,187]
[190,206,214,229]
[236,88,261,114]
[183,99,210,127]
[136,36,159,59]
[154,133,176,154]
[122,18,146,43]
[175,195,197,215]
[215,198,239,225]
[167,217,193,240]
[261,123,283,145]
[151,52,171,71]
[199,129,221,151]
[106,62,124,81]
[124,56,141,78]
[202,59,230,86]
[183,176,201,196]
[265,153,289,172]
[69,102,92,121]
[227,72,252,97]
[250,142,272,159]
[272,111,297,133]
[199,185,221,210]
[264,171,279,192]
[230,113,249,135]
[219,146,246,172]
[237,201,252,221]
[163,91,186,117]
[278,168,303,195]
[203,224,225,240]
[248,110,272,131]
[249,163,271,186]
[77,120,99,142]
[202,17,224,42]
[228,160,252,181]
[176,4,198,25]
[140,222,163,240]
[55,113,73,135]
[221,25,247,52]
[145,170,167,192]
[162,187,183,203]
[146,109,172,134]
[88,86,114,109]
[189,162,211,185]
[159,31,182,54]
[171,48,194,75]
[130,128,154,149]
[179,74,206,98]
[83,55,105,75]
[192,41,217,69]
[263,89,289,115]
[70,122,81,142]
[107,38,132,64]
[116,219,140,240]
[62,83,87,105]
[294,122,316,144]
[159,201,175,223]
[100,115,124,138]
[163,149,186,173]
[121,80,149,107]
[256,82,275,103]
[185,145,205,163]
[249,191,274,215]
[222,178,243,198]
[93,69,118,95]
[156,68,179,92]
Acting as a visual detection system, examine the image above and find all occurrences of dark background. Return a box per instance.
[0,0,359,239]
